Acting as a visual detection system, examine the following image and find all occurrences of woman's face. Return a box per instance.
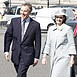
[55,15,65,26]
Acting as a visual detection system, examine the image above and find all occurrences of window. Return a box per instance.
[17,8,20,15]
[7,7,17,15]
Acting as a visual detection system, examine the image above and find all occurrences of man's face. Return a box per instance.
[20,5,31,19]
[73,9,77,20]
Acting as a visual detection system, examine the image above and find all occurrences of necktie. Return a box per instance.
[74,24,77,37]
[22,20,26,40]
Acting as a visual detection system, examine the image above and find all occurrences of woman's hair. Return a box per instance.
[21,3,32,12]
[54,15,67,24]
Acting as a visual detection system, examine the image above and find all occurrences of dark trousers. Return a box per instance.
[14,58,29,77]
[71,66,75,77]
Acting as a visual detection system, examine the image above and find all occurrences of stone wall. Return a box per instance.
[0,0,77,9]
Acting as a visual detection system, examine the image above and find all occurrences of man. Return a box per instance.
[4,3,41,77]
[72,9,77,77]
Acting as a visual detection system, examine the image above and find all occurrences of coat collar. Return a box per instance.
[14,17,21,43]
[53,23,65,31]
[21,17,30,23]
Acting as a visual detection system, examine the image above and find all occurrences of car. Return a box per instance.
[50,5,77,14]
[50,5,77,9]
[3,6,38,26]
[34,8,77,32]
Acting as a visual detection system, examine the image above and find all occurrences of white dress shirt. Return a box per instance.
[21,17,30,40]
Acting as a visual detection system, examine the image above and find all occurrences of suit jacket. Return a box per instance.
[74,34,77,74]
[4,17,41,65]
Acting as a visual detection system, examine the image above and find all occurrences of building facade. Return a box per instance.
[0,0,77,12]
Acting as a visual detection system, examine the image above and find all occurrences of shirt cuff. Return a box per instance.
[4,52,9,55]
[34,58,39,61]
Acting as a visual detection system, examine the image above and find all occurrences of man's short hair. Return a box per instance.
[22,3,32,12]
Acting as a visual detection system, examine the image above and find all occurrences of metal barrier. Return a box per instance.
[0,21,8,27]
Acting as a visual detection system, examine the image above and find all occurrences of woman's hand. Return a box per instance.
[42,58,47,65]
[42,53,47,65]
[70,55,74,67]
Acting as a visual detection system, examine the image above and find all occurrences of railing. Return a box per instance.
[0,20,8,26]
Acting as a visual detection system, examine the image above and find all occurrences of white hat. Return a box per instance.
[52,9,68,20]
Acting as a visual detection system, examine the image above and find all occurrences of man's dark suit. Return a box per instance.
[4,17,41,68]
[74,35,77,76]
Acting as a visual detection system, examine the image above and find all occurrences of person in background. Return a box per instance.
[2,7,7,16]
[4,3,41,77]
[73,9,77,77]
[73,9,77,19]
[42,9,76,77]
[0,12,2,21]
[0,12,3,26]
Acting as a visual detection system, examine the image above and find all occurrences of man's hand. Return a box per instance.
[70,55,74,67]
[33,60,38,67]
[4,53,10,61]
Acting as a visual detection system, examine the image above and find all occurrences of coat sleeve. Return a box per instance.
[4,19,13,52]
[43,28,51,55]
[35,23,41,59]
[67,27,76,55]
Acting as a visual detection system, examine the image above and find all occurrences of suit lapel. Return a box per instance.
[22,18,34,42]
[16,17,21,43]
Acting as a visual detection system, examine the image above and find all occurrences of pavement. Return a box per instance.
[0,26,50,77]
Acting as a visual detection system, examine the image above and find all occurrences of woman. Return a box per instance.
[42,9,76,77]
